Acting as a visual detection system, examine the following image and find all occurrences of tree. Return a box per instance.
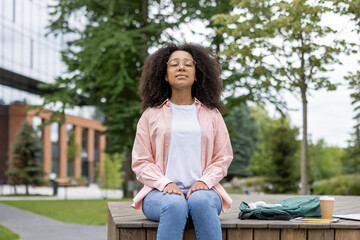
[212,0,356,194]
[67,130,81,176]
[342,127,360,174]
[308,139,343,182]
[267,118,300,193]
[248,104,274,177]
[6,121,45,195]
[97,153,123,199]
[40,0,235,198]
[224,104,258,178]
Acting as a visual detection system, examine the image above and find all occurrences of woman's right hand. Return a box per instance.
[163,182,185,198]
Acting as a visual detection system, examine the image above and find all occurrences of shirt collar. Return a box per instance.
[158,97,205,108]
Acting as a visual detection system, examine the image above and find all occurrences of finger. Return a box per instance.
[186,189,192,199]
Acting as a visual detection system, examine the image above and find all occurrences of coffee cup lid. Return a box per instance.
[320,196,335,201]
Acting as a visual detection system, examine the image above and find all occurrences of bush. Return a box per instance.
[312,175,360,195]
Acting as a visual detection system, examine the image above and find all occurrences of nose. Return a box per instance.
[178,62,185,70]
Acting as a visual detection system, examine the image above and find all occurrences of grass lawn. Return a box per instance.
[1,199,131,225]
[0,224,19,240]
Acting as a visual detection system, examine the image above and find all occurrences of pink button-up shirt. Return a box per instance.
[131,98,233,211]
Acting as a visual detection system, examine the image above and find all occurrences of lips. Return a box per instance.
[176,74,188,78]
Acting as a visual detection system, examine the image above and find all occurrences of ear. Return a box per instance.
[165,75,168,82]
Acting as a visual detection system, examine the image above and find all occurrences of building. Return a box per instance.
[0,0,106,183]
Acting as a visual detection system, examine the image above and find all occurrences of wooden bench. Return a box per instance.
[107,194,360,240]
[55,178,72,187]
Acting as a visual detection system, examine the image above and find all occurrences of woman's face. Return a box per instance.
[165,51,196,91]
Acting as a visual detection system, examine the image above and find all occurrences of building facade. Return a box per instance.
[0,0,106,183]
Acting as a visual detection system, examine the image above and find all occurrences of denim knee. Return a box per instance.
[187,190,221,215]
[161,194,188,216]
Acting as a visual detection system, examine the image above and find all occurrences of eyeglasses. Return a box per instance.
[167,58,196,68]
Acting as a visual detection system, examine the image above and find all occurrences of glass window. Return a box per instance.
[94,131,99,162]
[22,0,32,31]
[39,40,47,75]
[32,40,40,73]
[13,30,23,66]
[2,0,14,22]
[15,0,23,26]
[3,26,14,65]
[0,19,4,62]
[23,37,31,69]
[0,85,6,105]
[31,3,40,35]
[39,5,48,37]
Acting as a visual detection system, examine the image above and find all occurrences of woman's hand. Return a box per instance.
[186,181,209,199]
[163,182,185,198]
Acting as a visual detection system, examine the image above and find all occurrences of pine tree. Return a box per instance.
[6,121,45,195]
[224,104,258,178]
[267,118,300,193]
[97,153,123,199]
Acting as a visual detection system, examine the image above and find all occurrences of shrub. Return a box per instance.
[312,175,360,195]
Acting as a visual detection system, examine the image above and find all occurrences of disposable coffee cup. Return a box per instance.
[320,196,335,219]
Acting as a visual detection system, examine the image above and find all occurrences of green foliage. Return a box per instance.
[97,153,123,190]
[312,174,360,195]
[212,0,355,96]
[0,224,19,240]
[266,118,300,193]
[308,139,343,183]
[67,131,81,162]
[343,49,360,174]
[213,0,357,194]
[342,126,360,174]
[6,121,46,195]
[249,105,300,193]
[1,199,131,225]
[224,104,258,178]
[248,104,274,176]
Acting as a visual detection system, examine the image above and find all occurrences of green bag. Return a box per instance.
[239,196,321,220]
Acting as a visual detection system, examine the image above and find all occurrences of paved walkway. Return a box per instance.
[0,184,123,200]
[0,203,106,240]
[0,184,124,240]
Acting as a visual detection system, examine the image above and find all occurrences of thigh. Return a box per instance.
[142,189,164,221]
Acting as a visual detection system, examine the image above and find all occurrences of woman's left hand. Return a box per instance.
[186,181,209,199]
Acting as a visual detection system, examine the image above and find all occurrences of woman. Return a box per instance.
[132,43,233,240]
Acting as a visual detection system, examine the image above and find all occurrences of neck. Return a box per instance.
[170,91,194,105]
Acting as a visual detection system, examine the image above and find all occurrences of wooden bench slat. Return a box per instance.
[308,229,334,240]
[281,229,307,240]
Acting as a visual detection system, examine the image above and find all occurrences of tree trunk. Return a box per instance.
[299,28,308,195]
[123,146,135,198]
[300,80,308,195]
[25,184,29,195]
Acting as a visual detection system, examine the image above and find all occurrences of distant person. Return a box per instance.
[131,43,233,240]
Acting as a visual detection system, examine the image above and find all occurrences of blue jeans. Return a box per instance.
[142,189,222,240]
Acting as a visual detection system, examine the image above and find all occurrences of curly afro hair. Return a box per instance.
[138,43,225,113]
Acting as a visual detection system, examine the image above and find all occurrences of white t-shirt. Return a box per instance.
[165,101,202,192]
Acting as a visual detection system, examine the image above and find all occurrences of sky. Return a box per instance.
[174,11,359,148]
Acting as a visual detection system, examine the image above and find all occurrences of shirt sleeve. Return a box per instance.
[199,110,233,189]
[132,110,173,191]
